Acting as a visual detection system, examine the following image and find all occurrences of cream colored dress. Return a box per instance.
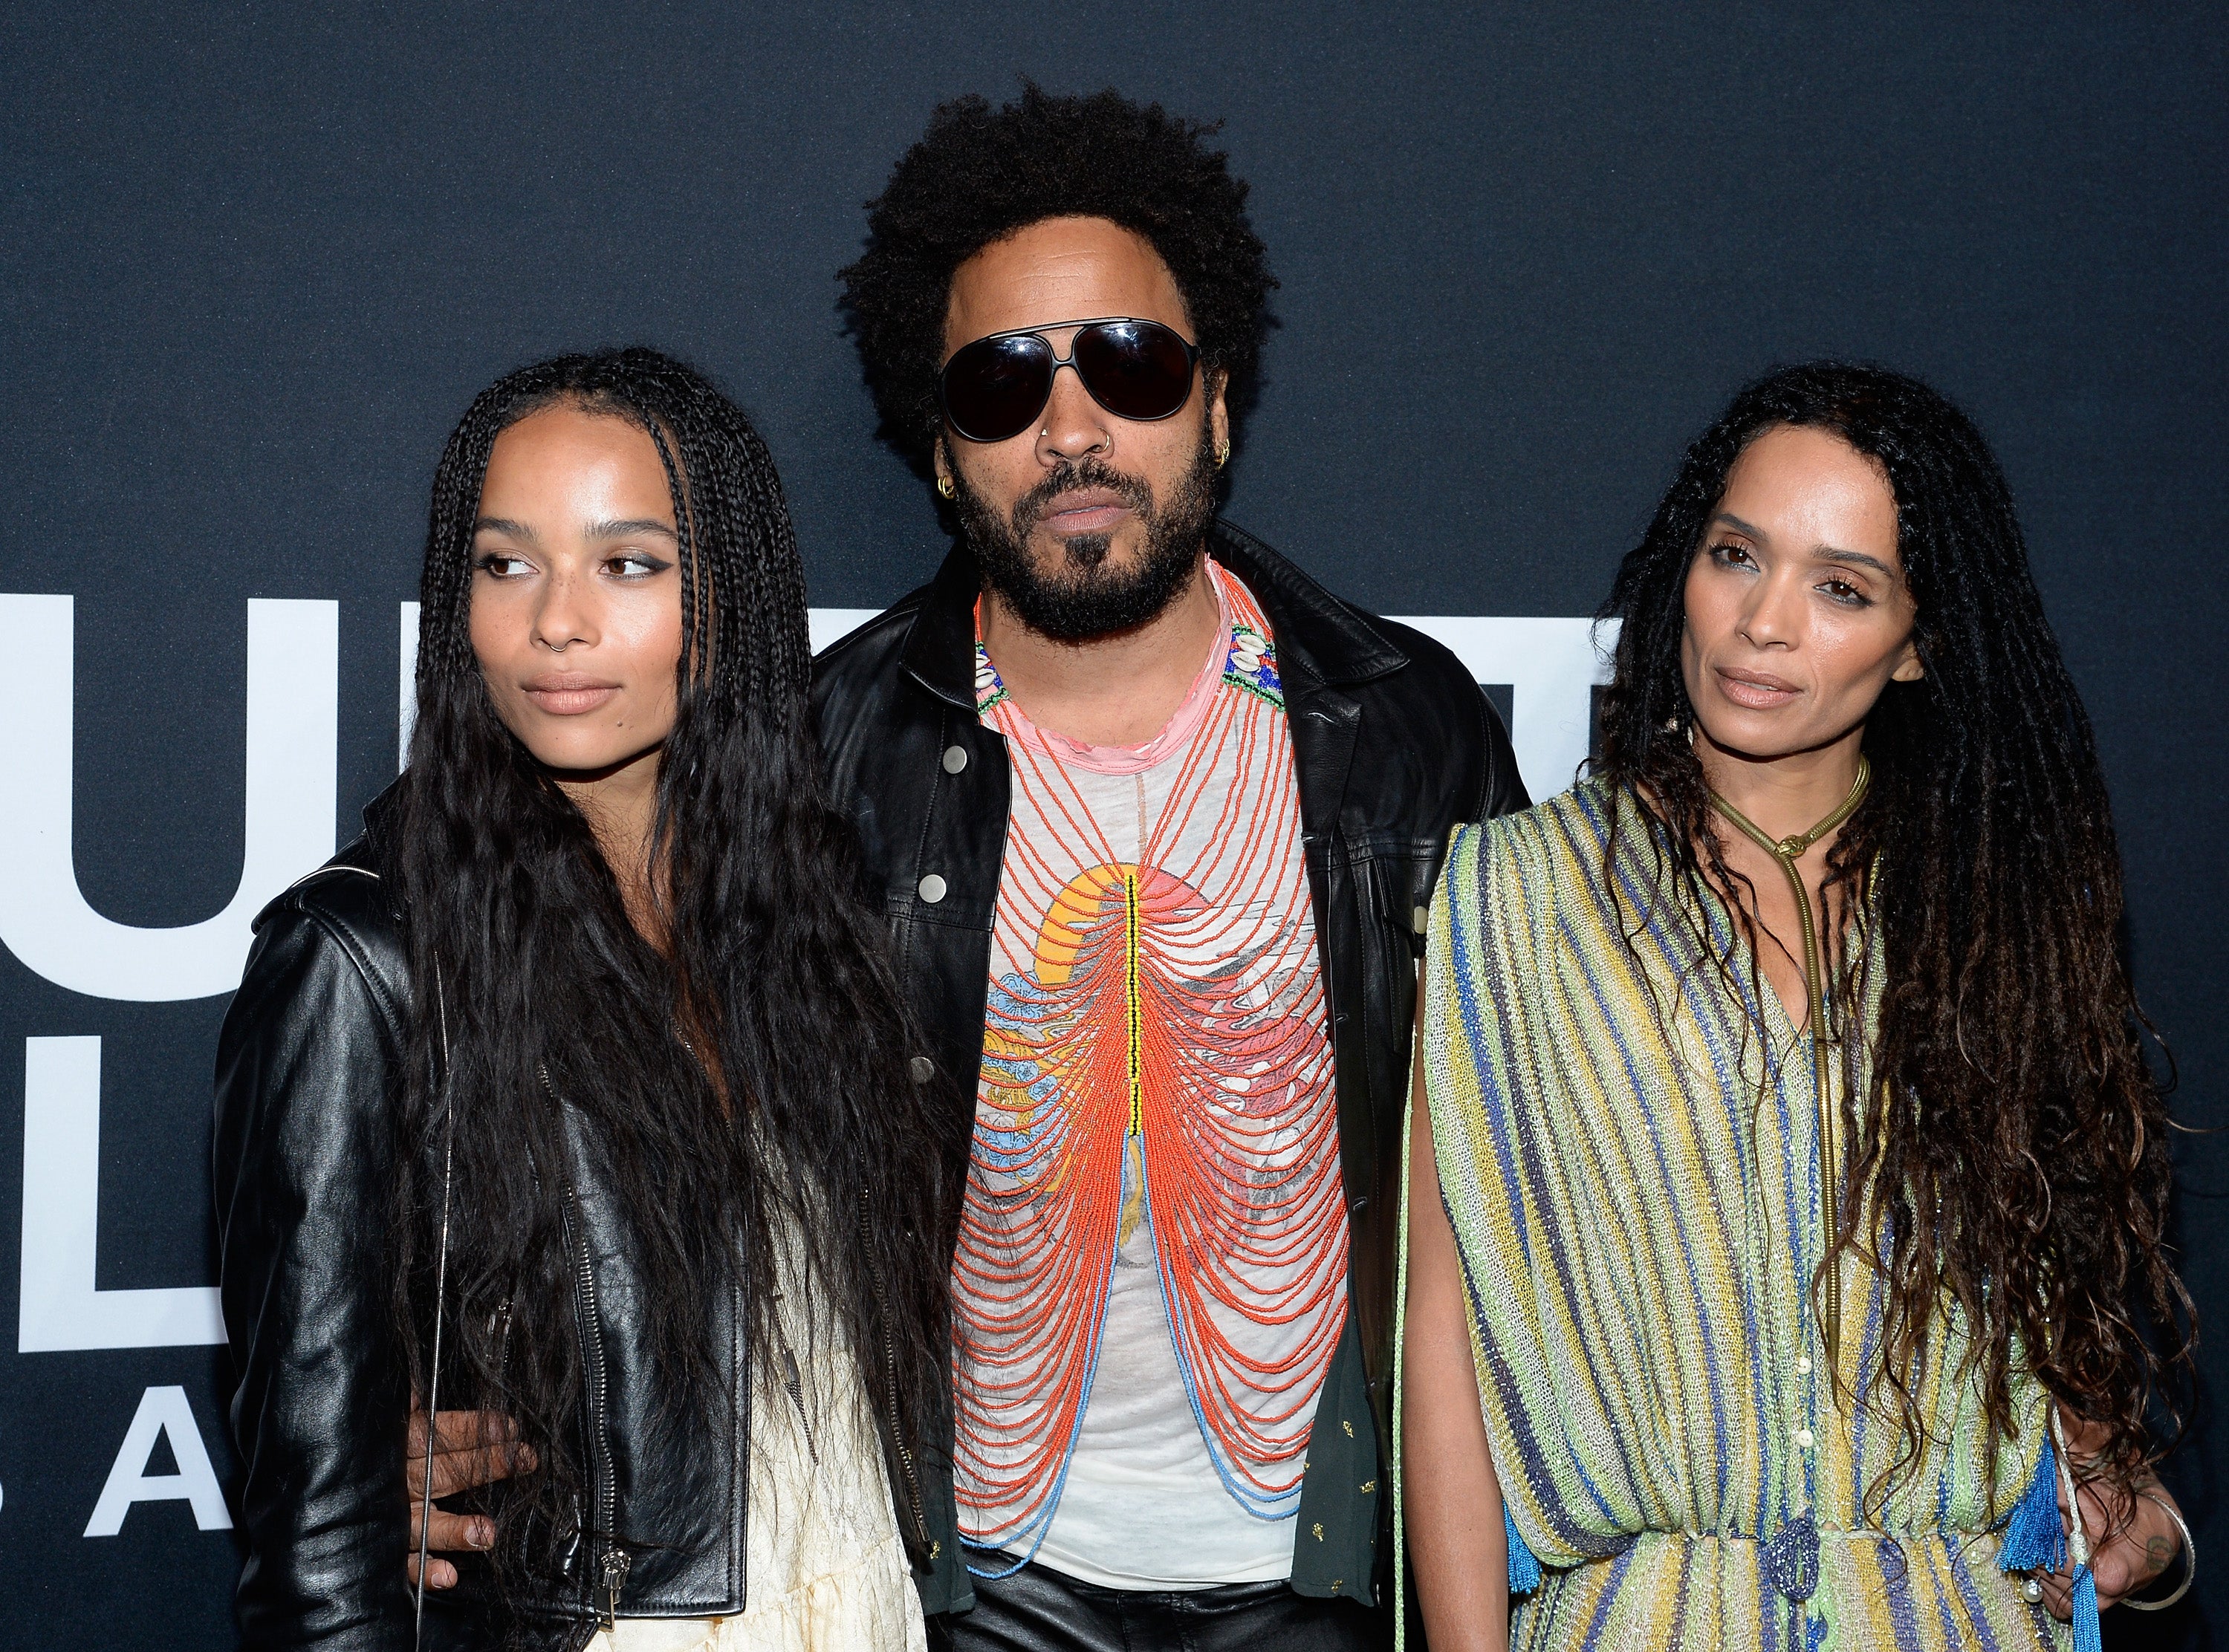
[588,1252,927,1652]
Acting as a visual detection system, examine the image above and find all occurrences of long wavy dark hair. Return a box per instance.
[389,348,953,1566]
[1594,361,2187,1506]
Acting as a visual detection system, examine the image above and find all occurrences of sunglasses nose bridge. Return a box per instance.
[1011,339,1092,442]
[1037,355,1116,452]
[1001,336,1093,440]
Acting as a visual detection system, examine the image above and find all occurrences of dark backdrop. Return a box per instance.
[1,4,2222,1645]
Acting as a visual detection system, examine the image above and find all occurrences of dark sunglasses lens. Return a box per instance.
[941,335,1052,443]
[1073,322,1195,421]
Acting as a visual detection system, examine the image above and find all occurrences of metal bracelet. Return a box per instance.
[2121,1489,2195,1613]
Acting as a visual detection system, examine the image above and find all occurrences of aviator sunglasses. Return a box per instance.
[938,316,1201,443]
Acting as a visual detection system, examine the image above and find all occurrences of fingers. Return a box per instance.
[428,1439,536,1500]
[406,1408,519,1457]
[403,1409,535,1500]
[2043,1457,2184,1616]
[415,1509,495,1553]
[404,1497,494,1594]
[399,1406,529,1598]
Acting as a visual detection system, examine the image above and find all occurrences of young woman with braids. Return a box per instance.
[214,348,951,1651]
[1399,362,2190,1650]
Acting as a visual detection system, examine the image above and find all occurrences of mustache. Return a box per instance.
[1010,458,1155,538]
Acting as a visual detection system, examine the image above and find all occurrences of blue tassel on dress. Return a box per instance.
[1996,1435,2066,1574]
[1505,1506,1542,1594]
[2071,1566,2102,1652]
[1995,1434,2102,1651]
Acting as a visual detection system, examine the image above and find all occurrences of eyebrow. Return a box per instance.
[585,518,680,543]
[470,516,680,544]
[1709,512,1898,579]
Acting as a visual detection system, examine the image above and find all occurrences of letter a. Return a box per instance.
[83,1385,233,1535]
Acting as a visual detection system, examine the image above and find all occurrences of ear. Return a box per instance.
[1889,634,1927,683]
[1206,368,1231,460]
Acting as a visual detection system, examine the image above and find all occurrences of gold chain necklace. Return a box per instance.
[1707,754,1870,1361]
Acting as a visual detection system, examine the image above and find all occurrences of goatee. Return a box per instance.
[955,432,1219,643]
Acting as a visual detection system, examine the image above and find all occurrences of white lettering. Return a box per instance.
[1392,616,1620,802]
[807,607,880,655]
[83,1385,232,1536]
[18,1037,223,1353]
[399,599,420,771]
[0,596,338,1001]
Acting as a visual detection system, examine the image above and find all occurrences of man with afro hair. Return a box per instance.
[406,85,1528,1651]
[820,86,1525,1649]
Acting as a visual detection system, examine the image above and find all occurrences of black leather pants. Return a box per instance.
[934,1557,1390,1652]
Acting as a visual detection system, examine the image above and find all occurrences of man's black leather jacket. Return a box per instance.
[212,819,760,1651]
[814,521,1528,1612]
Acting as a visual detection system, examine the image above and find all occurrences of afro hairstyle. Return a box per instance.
[838,83,1276,471]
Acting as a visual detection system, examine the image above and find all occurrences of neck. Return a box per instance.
[555,745,666,940]
[979,550,1221,747]
[1693,721,1866,844]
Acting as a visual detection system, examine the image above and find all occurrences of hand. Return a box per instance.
[403,1409,535,1590]
[2036,1474,2183,1620]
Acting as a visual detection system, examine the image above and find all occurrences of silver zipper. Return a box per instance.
[773,1313,819,1467]
[597,1547,631,1633]
[490,1298,513,1387]
[542,1065,623,1627]
[885,1325,929,1549]
[860,1199,930,1551]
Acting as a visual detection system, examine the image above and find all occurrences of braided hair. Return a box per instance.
[1595,360,2188,1509]
[393,347,953,1570]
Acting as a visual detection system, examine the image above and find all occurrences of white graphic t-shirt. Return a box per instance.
[950,565,1349,1589]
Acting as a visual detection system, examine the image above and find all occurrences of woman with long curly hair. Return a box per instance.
[214,348,953,1651]
[1399,362,2190,1649]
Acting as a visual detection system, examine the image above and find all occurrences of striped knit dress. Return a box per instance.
[1414,781,2069,1651]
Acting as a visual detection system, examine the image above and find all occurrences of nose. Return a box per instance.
[1737,565,1803,651]
[533,566,599,654]
[1034,351,1113,466]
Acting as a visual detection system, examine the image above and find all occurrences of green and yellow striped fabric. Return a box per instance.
[1419,781,2064,1651]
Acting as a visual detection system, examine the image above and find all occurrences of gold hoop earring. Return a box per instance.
[1215,440,1231,469]
[937,475,955,500]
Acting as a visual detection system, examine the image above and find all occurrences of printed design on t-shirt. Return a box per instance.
[953,568,1346,1573]
[1221,622,1282,708]
[974,646,1009,715]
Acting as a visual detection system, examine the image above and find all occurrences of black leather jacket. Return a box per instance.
[814,521,1528,1610]
[212,820,757,1652]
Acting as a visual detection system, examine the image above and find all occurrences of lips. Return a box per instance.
[1712,664,1801,709]
[522,671,621,715]
[1714,666,1800,710]
[1037,486,1134,536]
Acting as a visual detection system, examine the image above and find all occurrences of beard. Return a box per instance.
[954,429,1219,643]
